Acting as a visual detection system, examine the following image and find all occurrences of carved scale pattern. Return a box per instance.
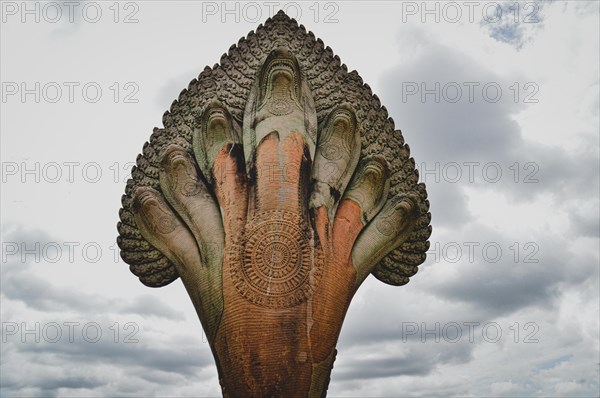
[117,11,431,287]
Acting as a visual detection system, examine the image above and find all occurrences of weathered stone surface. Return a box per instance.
[117,10,431,397]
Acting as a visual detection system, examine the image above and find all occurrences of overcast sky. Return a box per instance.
[1,1,599,397]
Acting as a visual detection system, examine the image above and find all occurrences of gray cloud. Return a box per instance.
[334,340,473,381]
[1,226,185,320]
[425,224,597,318]
[1,263,186,321]
[379,25,599,240]
[1,225,214,397]
[569,210,600,238]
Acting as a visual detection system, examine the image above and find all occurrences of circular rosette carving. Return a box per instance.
[229,210,323,309]
[268,98,293,116]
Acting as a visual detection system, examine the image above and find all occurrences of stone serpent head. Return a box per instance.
[117,11,431,397]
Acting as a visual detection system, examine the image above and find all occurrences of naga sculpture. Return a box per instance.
[117,11,431,397]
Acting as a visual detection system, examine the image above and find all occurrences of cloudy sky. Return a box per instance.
[1,1,598,397]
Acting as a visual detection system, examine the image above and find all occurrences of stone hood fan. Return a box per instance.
[117,11,431,398]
